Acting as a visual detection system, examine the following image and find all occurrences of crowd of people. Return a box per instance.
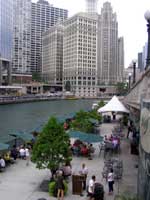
[0,144,31,171]
[71,139,95,159]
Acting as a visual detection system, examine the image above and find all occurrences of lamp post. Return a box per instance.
[132,60,136,84]
[128,73,132,90]
[144,10,150,69]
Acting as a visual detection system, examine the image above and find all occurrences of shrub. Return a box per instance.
[49,180,68,197]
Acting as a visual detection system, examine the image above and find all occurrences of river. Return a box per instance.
[0,99,94,142]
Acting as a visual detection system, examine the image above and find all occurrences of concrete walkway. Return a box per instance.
[0,122,138,200]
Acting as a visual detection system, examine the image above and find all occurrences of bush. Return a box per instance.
[49,180,68,197]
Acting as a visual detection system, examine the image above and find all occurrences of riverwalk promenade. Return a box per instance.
[0,123,138,200]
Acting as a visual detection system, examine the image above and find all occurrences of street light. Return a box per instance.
[144,10,150,69]
[128,73,132,90]
[132,59,136,84]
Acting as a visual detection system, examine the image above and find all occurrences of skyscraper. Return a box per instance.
[98,2,119,85]
[118,37,124,82]
[42,24,64,85]
[12,0,31,73]
[0,0,13,85]
[63,13,97,97]
[85,0,98,13]
[31,0,68,73]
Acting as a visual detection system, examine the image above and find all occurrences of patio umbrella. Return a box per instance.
[9,131,34,142]
[68,130,103,143]
[0,142,9,151]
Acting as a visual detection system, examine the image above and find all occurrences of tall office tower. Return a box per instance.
[98,2,118,85]
[138,52,143,72]
[118,37,124,82]
[0,0,13,85]
[63,13,97,97]
[42,24,63,85]
[143,42,148,70]
[85,0,98,13]
[31,0,68,73]
[12,0,31,73]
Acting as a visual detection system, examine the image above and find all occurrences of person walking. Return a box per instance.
[107,168,114,195]
[25,147,30,166]
[88,175,96,200]
[80,163,88,190]
[56,170,64,200]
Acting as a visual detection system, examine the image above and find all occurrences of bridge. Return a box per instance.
[124,67,150,200]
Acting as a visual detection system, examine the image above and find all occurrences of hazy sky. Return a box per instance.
[33,0,150,67]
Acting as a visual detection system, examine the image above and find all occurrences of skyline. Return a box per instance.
[33,0,150,68]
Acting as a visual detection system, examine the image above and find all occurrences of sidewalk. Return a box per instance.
[0,122,138,200]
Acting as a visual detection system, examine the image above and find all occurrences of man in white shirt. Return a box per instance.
[88,175,96,200]
[80,163,88,190]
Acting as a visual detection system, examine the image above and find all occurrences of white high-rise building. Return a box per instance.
[63,13,97,97]
[42,24,63,85]
[118,37,124,82]
[85,0,98,14]
[31,0,68,73]
[98,2,119,85]
[12,0,31,73]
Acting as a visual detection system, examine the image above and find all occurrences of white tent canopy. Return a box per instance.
[98,96,129,113]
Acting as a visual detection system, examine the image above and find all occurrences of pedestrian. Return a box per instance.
[107,168,114,195]
[25,146,30,166]
[88,175,96,200]
[80,163,88,190]
[56,170,64,200]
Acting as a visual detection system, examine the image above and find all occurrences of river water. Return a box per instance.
[0,99,94,142]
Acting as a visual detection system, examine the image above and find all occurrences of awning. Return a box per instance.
[68,130,103,143]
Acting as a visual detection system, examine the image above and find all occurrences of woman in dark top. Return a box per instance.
[56,170,64,200]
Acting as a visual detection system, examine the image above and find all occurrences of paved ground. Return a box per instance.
[0,122,138,200]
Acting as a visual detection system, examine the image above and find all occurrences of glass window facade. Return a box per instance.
[0,0,13,60]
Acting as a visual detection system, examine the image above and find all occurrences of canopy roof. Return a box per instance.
[68,130,103,143]
[10,131,34,142]
[98,96,129,113]
[0,143,9,151]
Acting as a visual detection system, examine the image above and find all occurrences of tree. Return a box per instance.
[70,110,93,133]
[65,81,71,91]
[31,117,71,178]
[32,72,41,82]
[116,82,128,95]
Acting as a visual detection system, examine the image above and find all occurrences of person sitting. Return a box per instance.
[81,145,88,156]
[0,156,6,171]
[4,152,14,165]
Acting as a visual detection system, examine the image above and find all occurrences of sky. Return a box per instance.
[33,0,150,67]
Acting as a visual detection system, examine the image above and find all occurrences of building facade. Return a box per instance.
[0,0,13,85]
[63,13,97,97]
[97,2,119,85]
[42,24,63,85]
[138,52,143,72]
[118,37,124,82]
[31,0,68,73]
[12,0,31,74]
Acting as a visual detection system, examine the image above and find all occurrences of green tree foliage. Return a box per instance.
[116,82,128,95]
[31,117,71,172]
[97,100,105,109]
[88,109,102,122]
[32,72,41,82]
[70,110,93,133]
[65,81,71,91]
